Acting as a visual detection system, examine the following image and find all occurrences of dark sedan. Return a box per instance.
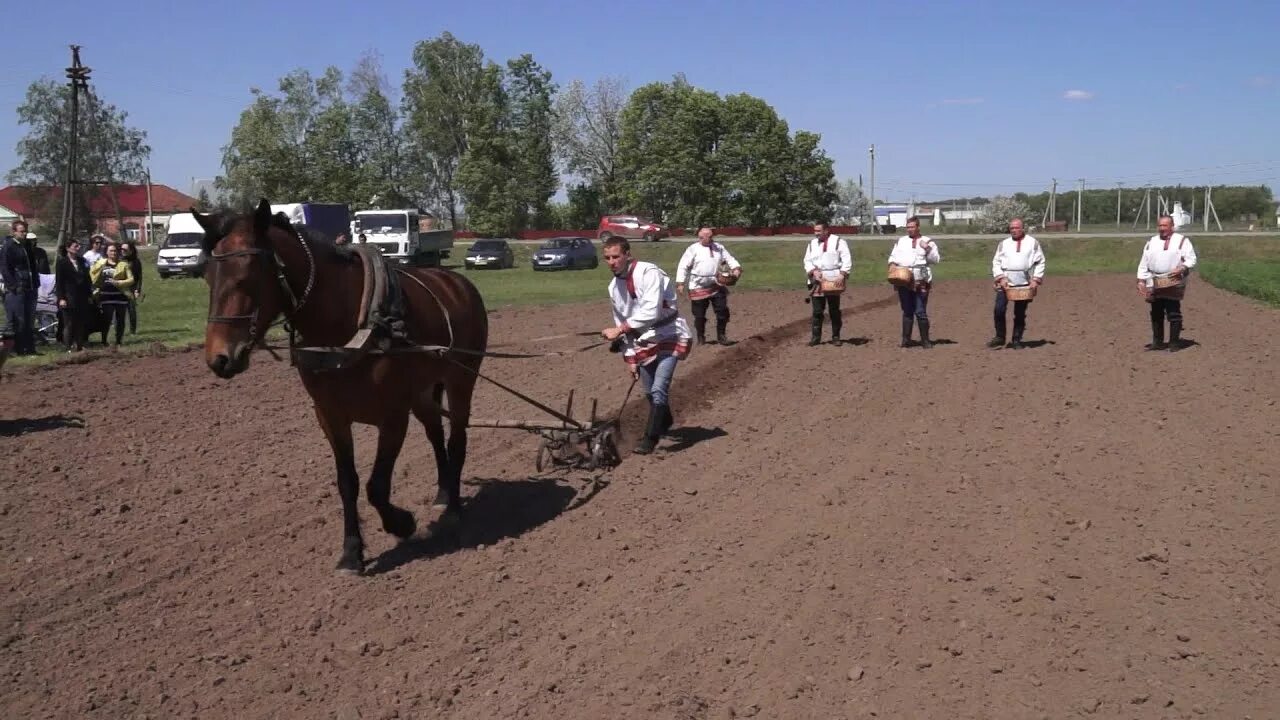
[464,239,515,269]
[531,237,599,271]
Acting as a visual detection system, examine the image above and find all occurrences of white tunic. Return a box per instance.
[1137,233,1197,285]
[887,235,941,283]
[609,260,692,366]
[991,235,1046,286]
[675,241,741,294]
[802,234,852,282]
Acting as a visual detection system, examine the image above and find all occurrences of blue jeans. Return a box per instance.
[895,285,929,319]
[637,353,679,407]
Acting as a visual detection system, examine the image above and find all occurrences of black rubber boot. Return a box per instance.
[694,317,707,345]
[1010,319,1025,349]
[716,320,730,346]
[1145,318,1167,351]
[661,405,674,435]
[918,318,933,349]
[989,316,1006,348]
[809,316,822,346]
[632,403,667,455]
[900,316,913,348]
[1168,320,1183,352]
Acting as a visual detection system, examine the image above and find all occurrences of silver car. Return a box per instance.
[531,237,599,271]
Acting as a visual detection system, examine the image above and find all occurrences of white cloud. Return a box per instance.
[1248,75,1274,88]
[941,97,984,105]
[1062,89,1095,101]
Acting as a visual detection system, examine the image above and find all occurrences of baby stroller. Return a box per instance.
[34,273,60,345]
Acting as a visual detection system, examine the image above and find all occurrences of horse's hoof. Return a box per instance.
[335,558,365,576]
[383,508,417,539]
[431,489,452,510]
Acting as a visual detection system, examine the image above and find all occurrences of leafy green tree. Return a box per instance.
[505,54,558,229]
[552,76,626,209]
[785,131,838,224]
[455,64,518,236]
[402,32,489,228]
[8,78,151,237]
[718,94,792,226]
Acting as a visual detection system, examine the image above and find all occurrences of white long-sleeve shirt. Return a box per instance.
[887,235,941,283]
[1137,233,1197,283]
[609,260,692,366]
[802,234,852,281]
[675,241,741,292]
[991,235,1046,286]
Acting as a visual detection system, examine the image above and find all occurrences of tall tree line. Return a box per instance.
[215,33,839,235]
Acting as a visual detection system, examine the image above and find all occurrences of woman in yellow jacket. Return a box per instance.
[90,242,135,347]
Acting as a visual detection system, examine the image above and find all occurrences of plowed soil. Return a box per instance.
[2,275,1278,720]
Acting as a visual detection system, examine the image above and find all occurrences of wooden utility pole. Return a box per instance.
[57,45,92,245]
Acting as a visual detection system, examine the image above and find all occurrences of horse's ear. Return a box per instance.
[253,198,272,241]
[192,207,219,254]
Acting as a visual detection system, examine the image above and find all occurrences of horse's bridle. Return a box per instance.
[205,225,316,348]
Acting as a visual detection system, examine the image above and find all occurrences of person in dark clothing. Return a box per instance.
[89,242,135,347]
[121,241,143,334]
[1,220,39,355]
[55,238,93,351]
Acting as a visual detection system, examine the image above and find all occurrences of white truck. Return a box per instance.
[352,209,453,267]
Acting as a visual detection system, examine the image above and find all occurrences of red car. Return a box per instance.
[597,215,670,242]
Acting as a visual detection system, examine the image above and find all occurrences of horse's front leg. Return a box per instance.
[314,406,364,574]
[367,412,416,541]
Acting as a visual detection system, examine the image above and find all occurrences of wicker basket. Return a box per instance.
[716,271,739,286]
[1004,284,1036,301]
[818,276,846,295]
[887,264,915,287]
[1151,272,1186,299]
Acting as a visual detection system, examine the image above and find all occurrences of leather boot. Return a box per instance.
[918,318,933,349]
[1010,319,1025,349]
[715,319,730,346]
[694,317,707,345]
[1168,319,1183,352]
[661,404,674,435]
[988,313,1005,347]
[633,403,666,454]
[809,316,822,346]
[1145,317,1167,350]
[900,316,913,348]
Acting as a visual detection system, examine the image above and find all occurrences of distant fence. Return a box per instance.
[454,224,862,240]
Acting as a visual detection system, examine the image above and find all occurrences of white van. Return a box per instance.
[157,213,206,278]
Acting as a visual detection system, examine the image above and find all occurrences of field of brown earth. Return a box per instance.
[2,274,1277,719]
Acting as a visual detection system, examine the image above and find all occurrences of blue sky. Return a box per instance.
[2,0,1277,202]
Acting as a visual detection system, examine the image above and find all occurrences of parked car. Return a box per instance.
[531,237,599,271]
[464,239,515,269]
[597,215,670,242]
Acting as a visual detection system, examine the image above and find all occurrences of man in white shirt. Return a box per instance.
[886,216,941,348]
[990,218,1046,349]
[600,236,693,454]
[675,227,742,345]
[802,222,852,346]
[1136,214,1197,351]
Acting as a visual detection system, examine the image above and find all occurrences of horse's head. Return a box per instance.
[194,198,294,380]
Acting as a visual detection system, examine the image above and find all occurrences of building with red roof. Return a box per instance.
[0,183,200,244]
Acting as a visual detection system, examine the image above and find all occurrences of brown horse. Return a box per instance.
[193,199,488,574]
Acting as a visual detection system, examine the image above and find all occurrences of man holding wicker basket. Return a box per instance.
[802,222,853,346]
[989,218,1046,349]
[887,216,941,348]
[1136,215,1197,352]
